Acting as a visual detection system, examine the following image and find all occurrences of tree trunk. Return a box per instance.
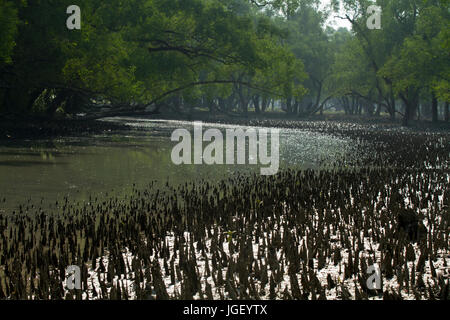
[388,91,396,120]
[293,100,299,115]
[238,86,248,117]
[431,93,438,123]
[253,95,261,114]
[351,96,356,115]
[342,97,349,115]
[314,83,322,115]
[401,99,410,127]
[226,94,235,113]
[400,89,420,126]
[261,96,268,113]
[402,109,409,126]
[206,97,215,114]
[218,98,226,113]
[445,102,449,122]
[410,92,419,121]
[286,96,292,114]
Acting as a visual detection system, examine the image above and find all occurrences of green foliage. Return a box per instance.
[0,0,20,64]
[378,1,449,102]
[331,0,449,124]
[1,0,311,115]
[0,0,448,119]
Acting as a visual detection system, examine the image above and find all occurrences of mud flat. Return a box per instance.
[0,121,448,300]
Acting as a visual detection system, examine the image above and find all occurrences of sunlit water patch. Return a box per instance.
[0,118,356,211]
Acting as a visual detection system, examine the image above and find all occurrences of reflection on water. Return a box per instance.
[0,118,355,211]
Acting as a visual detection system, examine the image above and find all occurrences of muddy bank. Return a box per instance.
[2,111,449,141]
[0,168,448,300]
[0,114,448,300]
[144,111,450,132]
[0,118,129,140]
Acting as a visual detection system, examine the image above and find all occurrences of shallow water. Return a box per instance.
[0,118,355,211]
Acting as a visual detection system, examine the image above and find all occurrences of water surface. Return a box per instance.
[0,118,355,212]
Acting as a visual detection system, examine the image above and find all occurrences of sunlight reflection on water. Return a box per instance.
[0,118,357,211]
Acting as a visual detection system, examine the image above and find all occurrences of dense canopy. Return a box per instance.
[0,0,448,125]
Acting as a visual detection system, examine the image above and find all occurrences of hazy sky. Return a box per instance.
[320,0,353,30]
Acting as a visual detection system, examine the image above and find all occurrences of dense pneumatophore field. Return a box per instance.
[0,123,449,300]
